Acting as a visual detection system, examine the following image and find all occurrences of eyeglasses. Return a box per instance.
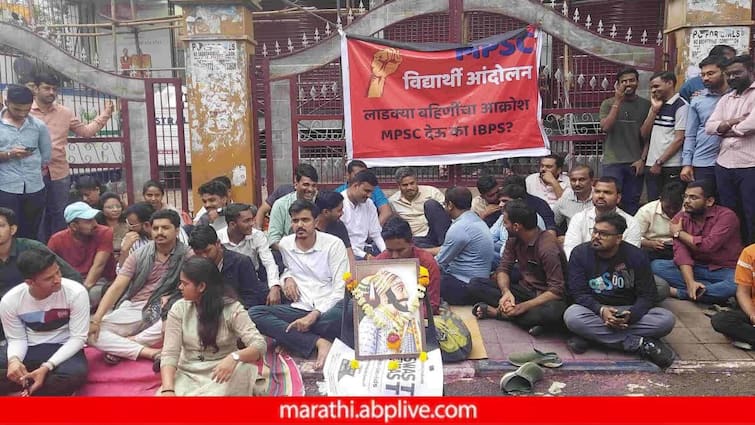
[591,228,620,238]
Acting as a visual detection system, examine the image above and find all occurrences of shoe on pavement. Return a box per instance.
[527,325,545,337]
[567,336,590,354]
[638,338,674,369]
[733,340,753,350]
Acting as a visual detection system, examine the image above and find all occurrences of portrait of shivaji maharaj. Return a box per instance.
[367,47,402,98]
[354,267,425,360]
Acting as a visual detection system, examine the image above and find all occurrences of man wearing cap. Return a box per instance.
[47,202,116,308]
[0,84,52,240]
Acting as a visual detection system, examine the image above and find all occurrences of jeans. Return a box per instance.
[41,175,71,242]
[415,200,451,248]
[0,188,46,240]
[715,165,755,244]
[711,310,755,345]
[249,302,343,358]
[564,304,675,351]
[644,166,682,202]
[439,272,474,305]
[651,259,736,303]
[0,344,88,396]
[601,163,642,215]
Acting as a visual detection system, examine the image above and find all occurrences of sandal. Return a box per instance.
[472,302,505,320]
[508,348,563,368]
[500,361,544,395]
[103,353,122,366]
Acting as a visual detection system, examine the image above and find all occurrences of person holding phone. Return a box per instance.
[0,85,51,240]
[599,68,652,215]
[564,212,675,368]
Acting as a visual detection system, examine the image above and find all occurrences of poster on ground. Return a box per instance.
[340,26,550,167]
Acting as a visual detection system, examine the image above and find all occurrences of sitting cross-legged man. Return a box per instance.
[0,247,89,395]
[711,243,755,350]
[468,200,568,336]
[563,212,676,368]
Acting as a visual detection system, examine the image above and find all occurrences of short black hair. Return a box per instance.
[124,202,155,223]
[504,199,537,230]
[350,169,378,187]
[541,154,564,169]
[6,84,34,104]
[211,175,231,190]
[99,192,123,208]
[725,54,754,71]
[503,175,526,189]
[500,183,526,200]
[476,175,498,195]
[142,179,165,195]
[650,70,677,85]
[346,160,367,174]
[570,164,594,178]
[295,163,319,183]
[709,44,735,57]
[660,180,686,210]
[616,67,639,82]
[224,203,255,224]
[314,190,344,211]
[0,207,17,227]
[394,167,416,183]
[687,179,716,199]
[75,176,101,191]
[381,216,413,242]
[34,71,60,87]
[594,211,627,235]
[188,224,219,250]
[699,55,728,70]
[198,180,229,197]
[150,208,181,228]
[445,186,472,210]
[289,199,319,218]
[17,246,57,279]
[595,176,621,194]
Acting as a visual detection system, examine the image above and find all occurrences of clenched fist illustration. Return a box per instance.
[367,48,402,98]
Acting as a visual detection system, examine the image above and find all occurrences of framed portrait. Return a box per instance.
[353,259,426,360]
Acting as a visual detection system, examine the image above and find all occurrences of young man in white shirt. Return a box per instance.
[249,200,349,370]
[525,154,569,206]
[0,247,89,396]
[340,170,386,259]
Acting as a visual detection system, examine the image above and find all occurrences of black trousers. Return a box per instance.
[711,310,755,345]
[0,344,88,396]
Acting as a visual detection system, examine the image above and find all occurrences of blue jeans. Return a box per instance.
[651,259,736,303]
[602,163,642,215]
[41,175,72,242]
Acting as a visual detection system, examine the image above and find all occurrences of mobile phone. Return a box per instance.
[24,147,36,152]
[613,310,628,318]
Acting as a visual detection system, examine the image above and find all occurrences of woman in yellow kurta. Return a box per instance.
[158,257,267,396]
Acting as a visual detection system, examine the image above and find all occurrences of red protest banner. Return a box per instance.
[341,27,550,167]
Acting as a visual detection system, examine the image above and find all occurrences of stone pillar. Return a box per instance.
[665,0,752,86]
[173,0,261,207]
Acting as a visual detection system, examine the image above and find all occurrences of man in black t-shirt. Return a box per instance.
[314,191,355,266]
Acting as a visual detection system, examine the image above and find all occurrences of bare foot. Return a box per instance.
[314,338,332,370]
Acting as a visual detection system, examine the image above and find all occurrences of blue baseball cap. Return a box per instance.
[64,202,100,223]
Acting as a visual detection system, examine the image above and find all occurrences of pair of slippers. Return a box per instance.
[500,349,563,394]
[472,302,506,320]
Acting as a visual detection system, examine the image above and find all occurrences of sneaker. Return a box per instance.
[638,338,674,368]
[567,336,590,354]
[733,340,753,351]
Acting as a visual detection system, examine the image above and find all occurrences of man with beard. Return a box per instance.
[679,45,736,101]
[340,170,385,259]
[118,202,155,268]
[651,180,742,304]
[552,164,594,232]
[681,55,730,188]
[705,55,755,244]
[334,160,392,226]
[249,200,348,370]
[525,154,569,206]
[388,167,446,247]
[599,68,651,215]
[564,213,675,367]
[29,72,113,241]
[47,202,116,308]
[564,177,641,259]
[267,163,318,249]
[314,191,356,267]
[635,181,685,261]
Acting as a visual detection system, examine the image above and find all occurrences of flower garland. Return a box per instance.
[344,267,430,369]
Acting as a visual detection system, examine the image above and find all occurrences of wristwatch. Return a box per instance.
[673,231,680,239]
[230,352,241,362]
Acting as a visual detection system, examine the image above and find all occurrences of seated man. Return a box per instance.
[118,202,155,268]
[335,160,391,225]
[430,186,494,305]
[471,175,502,227]
[711,243,755,350]
[388,167,446,248]
[469,200,567,336]
[564,176,642,259]
[503,175,557,233]
[564,213,675,367]
[267,163,319,249]
[0,247,89,396]
[652,180,742,304]
[376,216,441,315]
[87,210,191,365]
[195,179,230,231]
[253,183,294,230]
[249,200,348,369]
[47,202,116,307]
[217,203,281,304]
[314,191,356,267]
[491,184,547,266]
[552,164,594,232]
[525,154,569,206]
[340,170,386,259]
[634,181,685,261]
[189,225,268,308]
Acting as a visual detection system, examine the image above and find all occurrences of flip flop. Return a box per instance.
[508,348,563,368]
[103,353,122,366]
[499,361,544,395]
[472,302,505,320]
[703,304,731,318]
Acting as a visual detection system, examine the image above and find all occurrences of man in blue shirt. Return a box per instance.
[431,186,494,305]
[334,160,391,225]
[681,55,730,189]
[679,45,735,102]
[0,85,51,240]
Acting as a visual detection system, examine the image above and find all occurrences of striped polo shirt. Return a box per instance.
[646,93,688,167]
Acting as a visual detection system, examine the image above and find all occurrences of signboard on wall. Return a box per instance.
[687,27,751,78]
